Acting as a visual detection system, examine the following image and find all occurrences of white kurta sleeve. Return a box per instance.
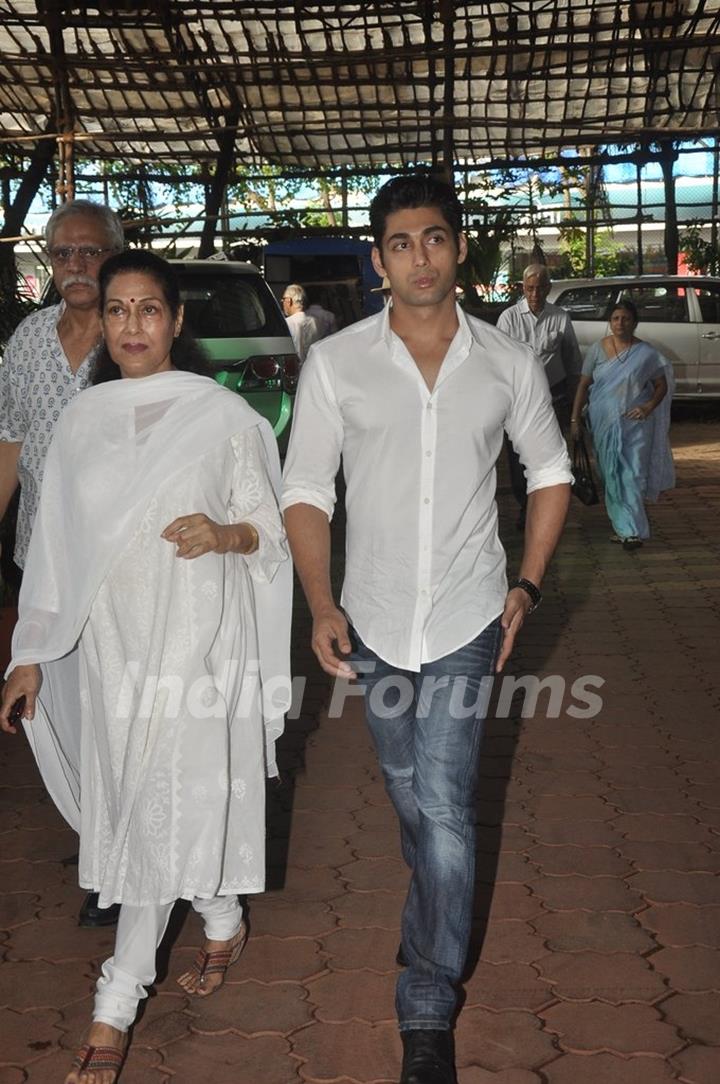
[228,428,288,583]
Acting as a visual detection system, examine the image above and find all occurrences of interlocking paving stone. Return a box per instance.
[619,841,720,873]
[542,1051,680,1082]
[533,951,668,1003]
[651,946,720,992]
[460,1070,543,1083]
[235,935,327,983]
[337,856,409,893]
[528,875,645,912]
[6,915,114,963]
[486,883,545,921]
[639,905,720,947]
[0,960,94,1011]
[540,1001,681,1056]
[463,961,554,1011]
[0,1006,63,1066]
[611,814,717,843]
[528,844,633,878]
[524,820,621,847]
[161,1032,297,1084]
[672,1044,720,1083]
[661,992,720,1043]
[454,1006,558,1070]
[291,1019,399,1083]
[478,920,547,965]
[186,979,313,1036]
[319,927,401,971]
[329,888,404,929]
[531,910,655,954]
[248,900,336,939]
[628,871,720,905]
[305,968,397,1023]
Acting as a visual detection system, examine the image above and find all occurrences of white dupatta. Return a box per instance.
[10,370,292,778]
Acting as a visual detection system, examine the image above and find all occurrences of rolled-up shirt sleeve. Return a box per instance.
[505,345,573,493]
[280,350,344,520]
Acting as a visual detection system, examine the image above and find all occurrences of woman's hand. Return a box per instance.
[162,513,229,558]
[625,402,652,421]
[570,416,583,439]
[162,515,258,559]
[0,664,41,734]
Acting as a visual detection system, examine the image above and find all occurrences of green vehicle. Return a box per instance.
[170,260,300,448]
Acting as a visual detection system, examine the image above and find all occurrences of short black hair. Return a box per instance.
[369,173,464,249]
[92,249,213,384]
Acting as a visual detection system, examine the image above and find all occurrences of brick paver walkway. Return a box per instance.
[1,414,718,1083]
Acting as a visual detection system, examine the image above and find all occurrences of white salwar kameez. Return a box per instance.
[8,370,292,1028]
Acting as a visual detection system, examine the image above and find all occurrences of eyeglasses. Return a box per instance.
[47,245,114,263]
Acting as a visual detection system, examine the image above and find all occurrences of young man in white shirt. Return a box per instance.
[282,175,571,1084]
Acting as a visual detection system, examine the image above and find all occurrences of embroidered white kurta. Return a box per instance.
[9,372,292,908]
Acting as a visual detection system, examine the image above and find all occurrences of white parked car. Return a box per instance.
[547,276,720,399]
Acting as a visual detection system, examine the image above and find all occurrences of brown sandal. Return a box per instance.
[186,922,248,996]
[70,1040,127,1080]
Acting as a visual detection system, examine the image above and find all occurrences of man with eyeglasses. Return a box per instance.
[281,283,320,362]
[0,198,123,927]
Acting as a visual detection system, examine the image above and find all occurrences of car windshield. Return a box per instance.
[176,269,288,339]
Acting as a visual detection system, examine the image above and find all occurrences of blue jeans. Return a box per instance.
[350,619,502,1030]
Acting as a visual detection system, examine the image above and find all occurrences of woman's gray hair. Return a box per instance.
[45,200,124,252]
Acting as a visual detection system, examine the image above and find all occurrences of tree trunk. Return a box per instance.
[0,121,55,296]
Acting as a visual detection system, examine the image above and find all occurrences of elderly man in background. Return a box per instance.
[497,263,582,527]
[0,198,124,927]
[281,283,320,361]
[306,288,338,339]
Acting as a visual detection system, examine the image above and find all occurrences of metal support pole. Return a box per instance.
[636,149,644,275]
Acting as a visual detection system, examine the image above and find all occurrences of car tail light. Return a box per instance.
[250,356,281,381]
[242,353,301,393]
[281,353,300,393]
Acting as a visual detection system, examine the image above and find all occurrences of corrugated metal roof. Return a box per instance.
[1,1,718,173]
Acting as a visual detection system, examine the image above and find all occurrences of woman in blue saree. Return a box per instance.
[570,299,674,549]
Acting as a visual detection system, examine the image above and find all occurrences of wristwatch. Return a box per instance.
[514,577,542,613]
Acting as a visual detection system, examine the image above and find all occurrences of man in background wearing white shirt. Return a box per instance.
[281,283,320,361]
[281,175,571,1084]
[497,263,582,528]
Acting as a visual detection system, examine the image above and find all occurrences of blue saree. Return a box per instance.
[584,340,675,540]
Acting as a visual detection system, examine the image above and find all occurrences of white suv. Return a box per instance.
[547,276,720,399]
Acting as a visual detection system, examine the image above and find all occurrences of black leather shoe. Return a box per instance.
[400,1029,456,1084]
[78,891,121,928]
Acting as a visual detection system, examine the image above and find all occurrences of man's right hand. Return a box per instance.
[311,605,357,679]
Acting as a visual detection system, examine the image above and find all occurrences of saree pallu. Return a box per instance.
[585,340,675,540]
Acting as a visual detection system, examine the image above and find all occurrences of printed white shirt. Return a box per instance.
[496,297,582,391]
[0,303,96,566]
[281,304,572,671]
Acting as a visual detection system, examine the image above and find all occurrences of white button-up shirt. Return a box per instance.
[286,310,320,362]
[0,303,96,567]
[496,298,582,391]
[281,304,572,671]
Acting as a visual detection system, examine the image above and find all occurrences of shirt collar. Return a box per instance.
[383,301,473,384]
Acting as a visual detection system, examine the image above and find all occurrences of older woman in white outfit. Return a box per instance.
[0,250,292,1084]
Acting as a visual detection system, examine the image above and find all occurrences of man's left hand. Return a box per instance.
[496,587,533,672]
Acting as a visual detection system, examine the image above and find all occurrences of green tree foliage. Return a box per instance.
[679,222,719,275]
